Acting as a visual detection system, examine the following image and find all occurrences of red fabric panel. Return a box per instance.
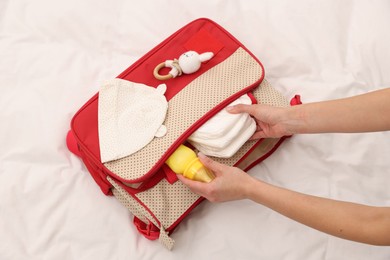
[118,19,239,100]
[184,28,224,58]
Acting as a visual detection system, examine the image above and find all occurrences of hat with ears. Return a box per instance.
[98,78,168,163]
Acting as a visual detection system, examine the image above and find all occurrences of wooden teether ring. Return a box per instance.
[153,62,173,80]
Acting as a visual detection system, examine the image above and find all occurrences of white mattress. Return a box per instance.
[1,0,390,259]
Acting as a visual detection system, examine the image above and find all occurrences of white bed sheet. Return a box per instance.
[1,0,390,259]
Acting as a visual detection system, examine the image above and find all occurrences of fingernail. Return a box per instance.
[197,152,205,158]
[225,106,234,112]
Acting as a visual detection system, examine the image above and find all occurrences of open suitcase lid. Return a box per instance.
[71,18,265,184]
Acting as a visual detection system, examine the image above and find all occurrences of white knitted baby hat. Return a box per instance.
[98,78,168,163]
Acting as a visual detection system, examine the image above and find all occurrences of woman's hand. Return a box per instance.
[177,153,256,202]
[178,153,390,246]
[226,104,299,139]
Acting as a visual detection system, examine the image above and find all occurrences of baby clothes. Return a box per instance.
[188,94,256,158]
[98,79,168,163]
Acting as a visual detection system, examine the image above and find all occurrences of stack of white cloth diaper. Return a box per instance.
[188,94,256,158]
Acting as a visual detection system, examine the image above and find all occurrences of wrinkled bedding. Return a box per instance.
[1,0,390,259]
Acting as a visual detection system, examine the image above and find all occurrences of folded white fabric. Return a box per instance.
[188,94,256,158]
[98,78,168,163]
[190,115,256,158]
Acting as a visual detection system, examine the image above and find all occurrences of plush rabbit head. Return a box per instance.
[178,51,214,74]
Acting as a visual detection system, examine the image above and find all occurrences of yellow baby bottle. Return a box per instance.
[165,144,215,183]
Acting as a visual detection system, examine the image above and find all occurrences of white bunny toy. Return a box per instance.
[153,51,214,80]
